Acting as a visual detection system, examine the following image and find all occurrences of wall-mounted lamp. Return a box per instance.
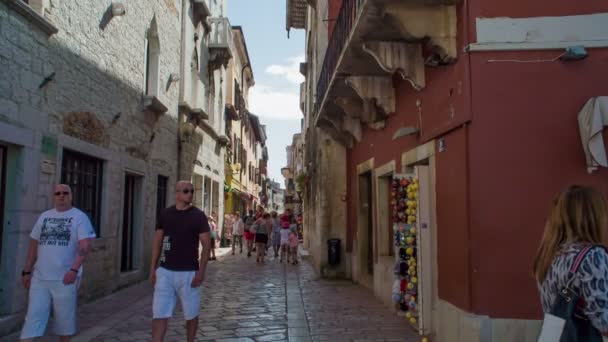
[111,3,126,17]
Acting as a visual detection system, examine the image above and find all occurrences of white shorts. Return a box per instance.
[153,267,201,321]
[20,277,79,339]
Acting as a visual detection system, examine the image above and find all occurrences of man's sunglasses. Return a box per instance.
[54,191,70,196]
[179,189,195,194]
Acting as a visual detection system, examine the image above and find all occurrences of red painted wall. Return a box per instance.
[346,1,474,312]
[468,49,608,319]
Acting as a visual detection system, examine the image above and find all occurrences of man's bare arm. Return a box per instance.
[198,232,211,274]
[23,238,38,272]
[70,238,93,270]
[150,230,164,273]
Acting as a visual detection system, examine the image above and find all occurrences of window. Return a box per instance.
[145,17,160,96]
[193,174,203,209]
[203,176,211,214]
[61,150,103,236]
[156,175,168,224]
[212,181,219,218]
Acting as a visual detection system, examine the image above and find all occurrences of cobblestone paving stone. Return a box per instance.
[6,248,421,341]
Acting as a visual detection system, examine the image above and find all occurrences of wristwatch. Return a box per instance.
[21,270,31,277]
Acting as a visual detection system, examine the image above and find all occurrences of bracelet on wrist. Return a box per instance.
[21,270,32,277]
[69,268,78,273]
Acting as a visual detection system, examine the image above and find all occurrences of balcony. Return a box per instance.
[208,17,233,71]
[286,0,308,33]
[192,0,211,28]
[313,0,458,148]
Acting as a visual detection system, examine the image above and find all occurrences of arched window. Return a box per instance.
[145,16,160,97]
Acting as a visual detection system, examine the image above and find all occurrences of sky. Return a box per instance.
[227,0,305,188]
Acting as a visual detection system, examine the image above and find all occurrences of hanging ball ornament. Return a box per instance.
[412,277,418,284]
[410,227,417,235]
[410,317,417,324]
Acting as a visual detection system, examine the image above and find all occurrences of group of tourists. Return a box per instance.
[226,206,299,264]
[17,180,608,341]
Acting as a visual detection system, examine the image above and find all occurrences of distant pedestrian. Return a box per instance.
[231,212,244,255]
[254,213,271,263]
[288,228,299,265]
[223,212,234,247]
[150,181,211,342]
[20,184,96,342]
[533,185,608,339]
[244,210,255,257]
[209,211,218,261]
[270,211,281,258]
[279,218,291,263]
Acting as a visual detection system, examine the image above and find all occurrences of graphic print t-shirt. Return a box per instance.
[30,208,97,280]
[157,205,210,271]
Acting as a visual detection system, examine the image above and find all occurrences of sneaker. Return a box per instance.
[247,252,251,257]
[232,252,235,255]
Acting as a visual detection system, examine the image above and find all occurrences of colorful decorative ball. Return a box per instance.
[410,317,417,324]
[410,227,417,235]
[411,277,418,284]
[406,247,414,256]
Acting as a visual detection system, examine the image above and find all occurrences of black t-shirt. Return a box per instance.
[157,205,210,271]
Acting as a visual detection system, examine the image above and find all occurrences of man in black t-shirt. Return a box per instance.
[150,181,211,342]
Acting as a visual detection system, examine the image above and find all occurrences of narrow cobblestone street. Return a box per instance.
[8,248,420,342]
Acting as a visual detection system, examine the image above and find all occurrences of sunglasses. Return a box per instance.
[54,191,70,196]
[179,189,195,194]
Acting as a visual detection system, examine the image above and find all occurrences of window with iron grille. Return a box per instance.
[61,149,103,236]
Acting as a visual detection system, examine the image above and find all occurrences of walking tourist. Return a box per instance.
[150,181,211,342]
[533,185,608,340]
[232,212,244,255]
[254,213,271,263]
[208,212,218,261]
[288,228,299,265]
[270,211,281,258]
[244,210,255,257]
[19,184,97,342]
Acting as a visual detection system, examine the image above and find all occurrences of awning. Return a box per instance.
[578,97,608,173]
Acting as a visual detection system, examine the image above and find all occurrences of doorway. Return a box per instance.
[0,145,6,265]
[121,174,141,272]
[358,171,373,276]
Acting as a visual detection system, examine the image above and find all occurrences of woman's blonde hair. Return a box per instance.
[533,185,608,282]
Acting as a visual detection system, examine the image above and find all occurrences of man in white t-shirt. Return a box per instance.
[20,184,97,341]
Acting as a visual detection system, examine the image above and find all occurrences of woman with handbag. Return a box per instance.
[534,185,608,341]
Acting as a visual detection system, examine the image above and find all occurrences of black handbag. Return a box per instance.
[538,245,603,342]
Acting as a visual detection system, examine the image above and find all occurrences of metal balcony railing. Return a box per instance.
[315,0,364,118]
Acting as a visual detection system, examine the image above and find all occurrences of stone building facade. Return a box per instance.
[224,26,268,216]
[0,0,181,335]
[177,0,230,229]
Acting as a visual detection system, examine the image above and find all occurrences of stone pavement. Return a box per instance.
[6,248,421,341]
